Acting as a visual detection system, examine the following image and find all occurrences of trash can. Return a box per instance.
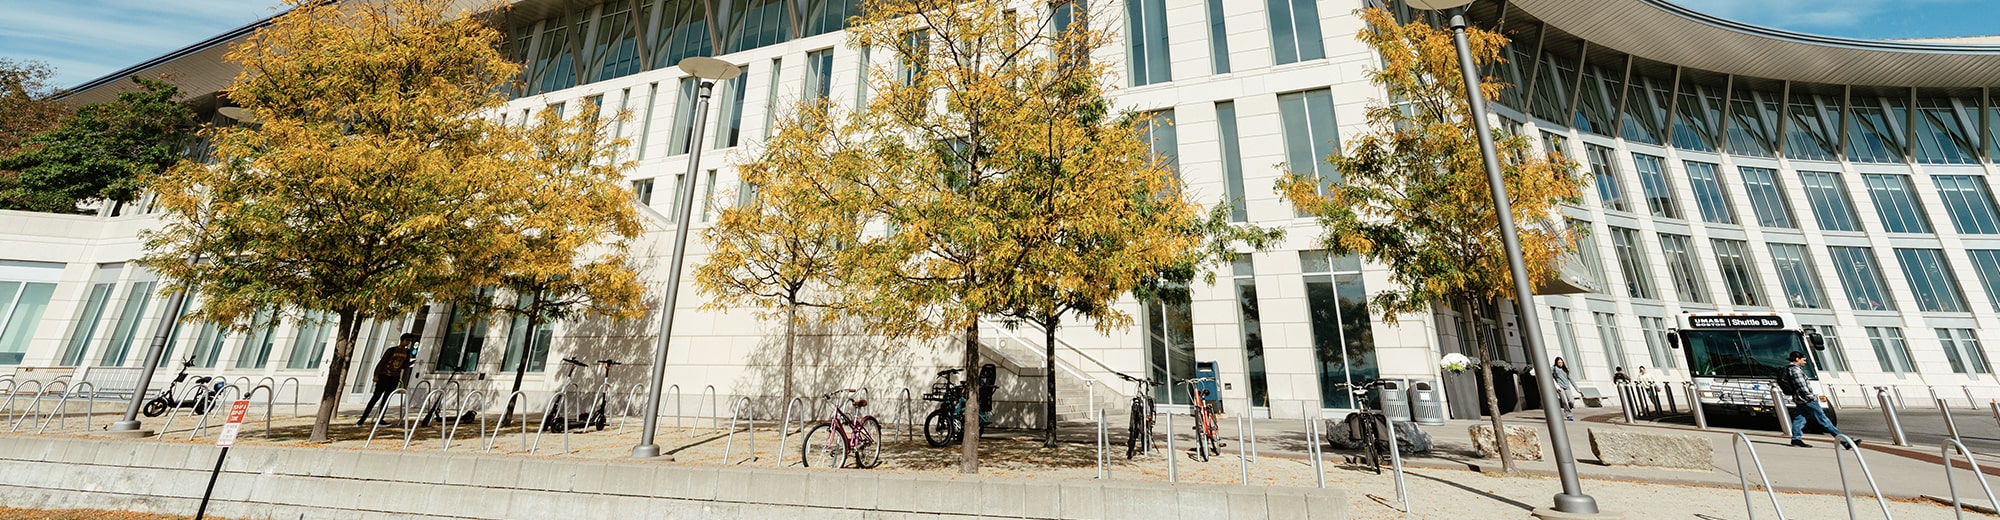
[1375,379,1410,422]
[1410,379,1446,426]
[1194,361,1223,413]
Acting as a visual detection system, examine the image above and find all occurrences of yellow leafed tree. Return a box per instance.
[1277,8,1583,473]
[144,0,639,442]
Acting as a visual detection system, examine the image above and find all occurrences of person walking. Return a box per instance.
[1781,351,1855,449]
[1551,357,1577,421]
[1612,367,1631,384]
[357,333,418,426]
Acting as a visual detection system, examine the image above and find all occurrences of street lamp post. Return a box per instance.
[633,56,742,460]
[1407,0,1606,516]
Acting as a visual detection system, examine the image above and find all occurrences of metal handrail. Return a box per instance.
[721,396,756,465]
[1831,434,1892,520]
[981,317,1119,378]
[1944,439,2000,519]
[362,388,409,448]
[1730,432,1787,519]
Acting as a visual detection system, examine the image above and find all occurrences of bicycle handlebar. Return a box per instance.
[598,360,622,366]
[820,388,859,399]
[936,368,964,376]
[1115,372,1157,385]
[1176,377,1216,385]
[562,358,587,367]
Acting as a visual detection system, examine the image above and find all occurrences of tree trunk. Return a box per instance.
[1467,297,1515,473]
[960,319,981,474]
[1043,315,1059,449]
[499,293,543,428]
[311,308,362,443]
[784,301,797,402]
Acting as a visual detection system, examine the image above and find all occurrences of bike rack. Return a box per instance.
[443,390,486,452]
[188,384,244,441]
[777,396,808,467]
[23,381,71,433]
[664,384,680,431]
[411,380,434,407]
[486,390,532,453]
[277,377,301,417]
[1730,432,1786,520]
[1386,417,1409,513]
[897,388,914,442]
[403,389,450,451]
[36,382,94,433]
[242,384,274,439]
[1943,438,2000,520]
[1234,409,1248,485]
[721,396,756,465]
[1164,411,1177,483]
[3,380,45,432]
[362,388,409,448]
[11,380,63,432]
[693,385,717,436]
[1830,434,1891,520]
[1307,410,1325,489]
[1939,397,1964,443]
[618,384,647,431]
[530,387,571,455]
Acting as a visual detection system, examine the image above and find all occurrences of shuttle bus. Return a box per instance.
[1667,312,1835,423]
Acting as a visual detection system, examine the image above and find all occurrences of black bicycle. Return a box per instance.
[1333,380,1393,474]
[1117,372,1158,459]
[921,368,966,447]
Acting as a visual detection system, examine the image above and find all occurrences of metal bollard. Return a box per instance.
[1665,382,1679,413]
[1877,387,1909,447]
[1688,382,1709,430]
[1861,384,1875,409]
[1892,386,1908,409]
[1095,408,1106,480]
[1235,411,1248,485]
[1310,416,1325,489]
[1964,385,1978,411]
[1165,412,1177,483]
[1386,418,1408,513]
[1770,387,1793,438]
[1620,383,1637,423]
[1939,398,1962,443]
[1245,398,1257,462]
[1826,386,1842,411]
[1991,400,2000,429]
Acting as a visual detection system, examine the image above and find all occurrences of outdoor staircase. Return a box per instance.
[977,319,1123,425]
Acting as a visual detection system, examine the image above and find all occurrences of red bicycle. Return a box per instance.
[1178,376,1221,462]
[802,389,882,468]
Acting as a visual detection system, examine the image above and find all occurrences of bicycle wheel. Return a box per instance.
[803,423,847,468]
[924,410,955,447]
[142,398,167,418]
[541,395,565,433]
[1362,420,1382,474]
[1191,408,1211,462]
[855,417,883,468]
[1126,400,1145,459]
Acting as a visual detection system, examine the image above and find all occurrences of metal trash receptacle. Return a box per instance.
[1375,379,1411,422]
[1410,379,1445,426]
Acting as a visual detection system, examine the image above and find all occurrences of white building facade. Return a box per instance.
[5,0,2000,424]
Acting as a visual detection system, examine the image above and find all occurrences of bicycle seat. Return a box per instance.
[937,368,964,376]
[853,399,868,408]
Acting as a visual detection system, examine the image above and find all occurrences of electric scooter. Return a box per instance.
[140,357,223,417]
[540,358,622,432]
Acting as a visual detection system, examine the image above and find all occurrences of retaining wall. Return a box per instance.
[0,435,1348,519]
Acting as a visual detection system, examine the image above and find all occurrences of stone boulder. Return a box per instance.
[1468,424,1542,460]
[1588,428,1712,470]
[1324,418,1433,453]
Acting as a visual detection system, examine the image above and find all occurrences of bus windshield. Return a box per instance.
[1681,329,1816,379]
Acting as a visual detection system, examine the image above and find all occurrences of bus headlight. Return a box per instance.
[1699,391,1719,399]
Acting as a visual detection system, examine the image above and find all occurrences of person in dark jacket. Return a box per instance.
[357,333,418,425]
[1551,357,1576,421]
[1781,351,1855,449]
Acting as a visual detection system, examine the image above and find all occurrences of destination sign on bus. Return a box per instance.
[1687,315,1784,329]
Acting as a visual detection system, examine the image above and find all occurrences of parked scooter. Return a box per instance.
[540,358,622,433]
[140,357,223,417]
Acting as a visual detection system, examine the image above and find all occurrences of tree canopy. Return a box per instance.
[2,77,189,213]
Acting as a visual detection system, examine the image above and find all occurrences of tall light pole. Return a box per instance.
[1406,0,1606,516]
[633,56,741,460]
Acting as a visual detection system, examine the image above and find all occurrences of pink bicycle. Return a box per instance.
[802,388,882,468]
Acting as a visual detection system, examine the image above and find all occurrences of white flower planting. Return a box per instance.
[1439,353,1472,373]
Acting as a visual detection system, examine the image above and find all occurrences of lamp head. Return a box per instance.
[1406,0,1475,10]
[678,57,742,81]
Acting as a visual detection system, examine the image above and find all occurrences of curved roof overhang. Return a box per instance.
[1500,0,2000,88]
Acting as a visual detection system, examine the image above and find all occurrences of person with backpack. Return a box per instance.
[1780,351,1855,449]
[357,333,418,426]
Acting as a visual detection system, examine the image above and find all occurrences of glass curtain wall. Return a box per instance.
[0,281,54,365]
[1302,251,1375,409]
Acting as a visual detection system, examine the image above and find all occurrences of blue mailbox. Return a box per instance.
[1194,361,1221,406]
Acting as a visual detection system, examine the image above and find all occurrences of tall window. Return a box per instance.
[1934,175,2000,234]
[60,282,115,366]
[1939,328,1991,375]
[1141,110,1179,172]
[632,179,655,206]
[714,66,750,149]
[1895,248,1968,312]
[98,280,157,367]
[1144,294,1194,405]
[805,48,835,108]
[1711,239,1765,306]
[635,83,659,161]
[1847,99,1907,163]
[234,307,280,369]
[1265,0,1324,65]
[1738,166,1796,228]
[1798,171,1862,231]
[592,2,643,81]
[1867,326,1915,374]
[1684,161,1737,224]
[1639,316,1678,369]
[1967,249,2000,312]
[764,57,785,138]
[1804,324,1850,372]
[1768,243,1826,309]
[806,0,862,36]
[188,321,229,369]
[1125,0,1172,86]
[1912,97,1977,164]
[1551,307,1585,378]
[1631,153,1682,219]
[1594,312,1628,376]
[437,303,490,372]
[1301,251,1374,409]
[1659,233,1709,304]
[1584,144,1629,212]
[1204,0,1231,74]
[0,280,55,365]
[1863,174,1933,233]
[668,78,699,156]
[1571,220,1607,290]
[727,0,790,53]
[1279,89,1340,188]
[1231,258,1269,406]
[504,296,553,374]
[1829,246,1894,311]
[1216,101,1249,222]
[1610,227,1658,299]
[285,311,333,370]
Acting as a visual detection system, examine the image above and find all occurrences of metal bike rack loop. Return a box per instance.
[362,388,409,448]
[1944,439,2000,520]
[1877,387,1909,446]
[531,385,572,454]
[36,382,94,433]
[1303,402,1324,489]
[1164,412,1177,483]
[1245,398,1258,462]
[1831,434,1892,520]
[1730,432,1787,520]
[3,380,45,432]
[1095,407,1107,480]
[188,384,243,441]
[693,385,718,435]
[403,387,454,450]
[777,396,808,467]
[722,396,756,464]
[1235,410,1248,485]
[242,384,274,439]
[663,384,680,431]
[277,377,302,417]
[487,390,532,453]
[18,380,67,432]
[444,390,486,452]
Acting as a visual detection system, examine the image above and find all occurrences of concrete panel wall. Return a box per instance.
[0,435,1347,520]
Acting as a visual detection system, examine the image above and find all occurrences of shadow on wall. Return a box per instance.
[731,311,930,424]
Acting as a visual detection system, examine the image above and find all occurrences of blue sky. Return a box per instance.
[3,0,1998,91]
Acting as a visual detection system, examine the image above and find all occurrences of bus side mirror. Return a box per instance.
[1665,331,1679,348]
[1806,331,1826,350]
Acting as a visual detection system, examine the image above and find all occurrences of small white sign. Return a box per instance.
[215,400,250,447]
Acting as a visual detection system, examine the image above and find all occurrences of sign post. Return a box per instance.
[195,400,248,520]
